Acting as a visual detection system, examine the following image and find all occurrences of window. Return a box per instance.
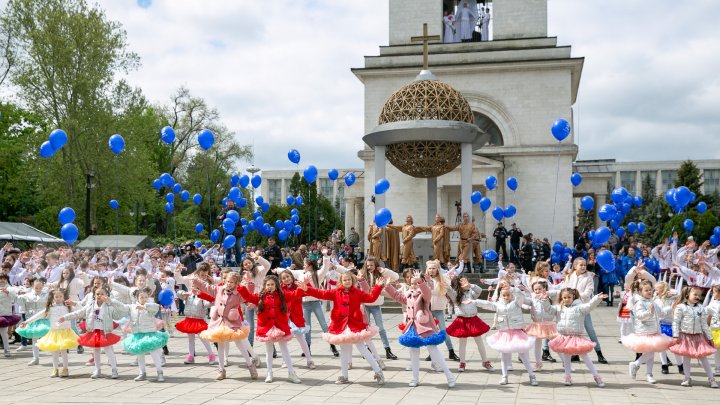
[640,171,657,195]
[285,178,294,200]
[320,178,334,201]
[620,171,636,194]
[661,170,677,192]
[267,179,281,205]
[705,169,720,195]
[336,184,345,222]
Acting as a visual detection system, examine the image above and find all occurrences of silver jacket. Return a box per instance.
[447,284,483,317]
[16,290,48,317]
[473,289,527,330]
[178,292,211,320]
[65,299,124,333]
[672,303,712,339]
[121,301,161,334]
[553,295,602,336]
[706,299,720,330]
[631,296,669,335]
[523,295,557,323]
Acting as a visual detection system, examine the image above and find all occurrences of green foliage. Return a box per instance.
[662,211,720,243]
[675,160,703,195]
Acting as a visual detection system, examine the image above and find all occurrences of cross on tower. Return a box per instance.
[411,23,440,70]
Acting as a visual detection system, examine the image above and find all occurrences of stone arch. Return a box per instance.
[463,94,520,147]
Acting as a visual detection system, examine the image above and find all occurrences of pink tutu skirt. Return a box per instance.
[486,329,536,354]
[323,326,379,345]
[548,334,596,355]
[256,326,293,343]
[669,333,717,359]
[446,316,490,338]
[524,321,558,339]
[621,333,671,353]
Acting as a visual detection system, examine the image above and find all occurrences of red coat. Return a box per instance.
[305,285,383,333]
[237,286,303,338]
[282,284,306,328]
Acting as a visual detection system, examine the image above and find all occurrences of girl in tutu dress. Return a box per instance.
[385,270,456,388]
[15,277,49,366]
[669,286,718,387]
[446,275,493,373]
[0,274,22,357]
[191,271,257,381]
[61,286,124,379]
[114,288,168,382]
[549,288,608,387]
[173,263,216,365]
[624,280,672,384]
[523,280,558,371]
[20,288,78,377]
[707,285,720,376]
[278,270,315,368]
[238,275,304,383]
[298,272,386,385]
[654,281,683,374]
[469,286,538,386]
[425,260,459,361]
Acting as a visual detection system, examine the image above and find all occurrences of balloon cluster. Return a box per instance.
[550,242,573,264]
[710,227,720,246]
[39,129,69,158]
[664,186,696,213]
[58,207,79,244]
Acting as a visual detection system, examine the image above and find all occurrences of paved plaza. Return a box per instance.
[0,305,716,405]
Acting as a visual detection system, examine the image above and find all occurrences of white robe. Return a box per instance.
[443,16,457,43]
[455,7,477,40]
[481,12,491,41]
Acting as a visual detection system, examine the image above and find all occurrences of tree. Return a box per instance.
[287,172,341,244]
[675,160,703,196]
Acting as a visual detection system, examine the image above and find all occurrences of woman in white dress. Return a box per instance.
[454,1,478,41]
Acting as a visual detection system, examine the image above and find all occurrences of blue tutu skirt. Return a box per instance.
[17,319,51,339]
[660,322,672,338]
[398,325,447,348]
[289,321,308,336]
[122,331,169,355]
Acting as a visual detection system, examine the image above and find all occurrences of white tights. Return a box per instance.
[659,351,683,366]
[682,356,714,380]
[0,327,8,352]
[93,346,117,373]
[366,338,381,361]
[339,343,381,379]
[51,350,68,369]
[217,339,252,371]
[294,334,312,360]
[409,346,454,383]
[560,353,598,377]
[266,341,294,377]
[187,334,215,356]
[137,349,163,374]
[501,352,534,378]
[533,339,544,365]
[632,352,655,376]
[458,336,488,363]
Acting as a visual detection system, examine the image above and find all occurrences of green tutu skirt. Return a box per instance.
[17,319,51,339]
[122,331,169,355]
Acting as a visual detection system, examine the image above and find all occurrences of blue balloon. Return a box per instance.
[633,195,643,207]
[195,223,204,234]
[152,179,162,190]
[712,234,720,246]
[286,196,295,206]
[293,225,302,235]
[109,200,119,210]
[637,223,646,234]
[58,207,76,225]
[39,141,56,158]
[223,235,236,249]
[230,173,240,187]
[470,191,482,204]
[375,208,392,227]
[596,250,615,271]
[284,220,293,231]
[492,206,504,222]
[226,210,240,223]
[570,172,582,187]
[697,201,708,214]
[627,222,637,234]
[611,187,629,204]
[580,196,594,211]
[256,216,265,226]
[483,250,498,261]
[247,220,256,231]
[506,177,518,191]
[621,202,631,215]
[278,229,289,241]
[261,202,269,212]
[194,240,202,248]
[157,289,174,306]
[690,192,697,203]
[193,193,202,205]
[290,208,299,216]
[274,220,283,230]
[551,118,571,142]
[344,172,356,187]
[165,193,174,203]
[479,197,491,212]
[253,211,262,219]
[674,186,691,208]
[165,202,174,213]
[328,169,338,181]
[287,149,301,164]
[223,218,236,234]
[375,178,390,195]
[598,204,617,222]
[160,126,175,144]
[222,197,228,207]
[485,176,497,191]
[303,165,318,184]
[683,219,694,232]
[594,226,611,245]
[240,218,247,226]
[504,205,516,218]
[49,129,68,150]
[160,173,173,187]
[255,196,264,205]
[238,174,249,188]
[172,183,182,194]
[552,243,563,254]
[587,230,595,241]
[610,220,619,230]
[210,229,220,243]
[296,196,304,206]
[251,175,262,188]
[291,214,299,224]
[664,189,676,206]
[228,187,241,201]
[615,227,625,239]
[237,198,247,208]
[108,134,125,155]
[180,190,190,202]
[197,128,215,150]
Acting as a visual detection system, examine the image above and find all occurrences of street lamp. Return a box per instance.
[129,202,146,234]
[246,164,261,212]
[85,172,95,236]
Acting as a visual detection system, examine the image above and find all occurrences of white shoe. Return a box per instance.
[307,361,316,369]
[134,372,146,381]
[253,357,261,367]
[499,376,508,385]
[646,374,656,384]
[507,366,514,371]
[129,361,138,367]
[156,372,164,382]
[288,372,301,384]
[348,362,353,370]
[374,371,385,386]
[530,375,538,386]
[15,345,28,352]
[681,378,692,387]
[335,376,349,384]
[594,375,605,388]
[628,362,639,378]
[27,358,39,366]
[90,371,101,379]
[710,379,719,389]
[409,380,418,387]
[447,376,456,388]
[265,374,273,383]
[111,369,119,379]
[377,359,386,370]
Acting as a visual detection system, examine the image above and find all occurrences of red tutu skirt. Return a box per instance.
[669,333,717,359]
[176,317,208,335]
[446,316,490,338]
[525,321,558,339]
[79,321,119,333]
[621,333,671,353]
[78,330,121,348]
[548,334,596,355]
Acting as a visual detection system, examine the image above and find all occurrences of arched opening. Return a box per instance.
[473,111,503,146]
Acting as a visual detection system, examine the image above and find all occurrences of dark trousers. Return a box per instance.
[495,240,508,261]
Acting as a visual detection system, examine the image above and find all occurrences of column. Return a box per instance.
[635,171,642,195]
[280,178,287,204]
[656,170,662,195]
[345,199,355,238]
[594,194,607,228]
[374,145,386,209]
[355,199,365,251]
[427,177,437,225]
[461,143,472,215]
[615,171,621,188]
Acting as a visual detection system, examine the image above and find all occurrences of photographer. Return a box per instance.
[263,237,282,269]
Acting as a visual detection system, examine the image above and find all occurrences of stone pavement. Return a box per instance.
[0,305,717,405]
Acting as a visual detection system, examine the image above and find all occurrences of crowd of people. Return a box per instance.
[0,218,719,389]
[443,1,491,43]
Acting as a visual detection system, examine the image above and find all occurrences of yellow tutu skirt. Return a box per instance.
[712,329,720,347]
[200,322,250,343]
[36,328,79,352]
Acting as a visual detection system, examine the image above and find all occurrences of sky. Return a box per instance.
[17,0,720,171]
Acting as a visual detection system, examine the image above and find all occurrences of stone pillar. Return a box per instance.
[461,143,473,214]
[374,145,386,210]
[656,170,663,195]
[355,199,364,250]
[595,194,607,228]
[345,199,355,238]
[635,171,642,195]
[493,0,547,40]
[427,177,437,225]
[280,178,286,204]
